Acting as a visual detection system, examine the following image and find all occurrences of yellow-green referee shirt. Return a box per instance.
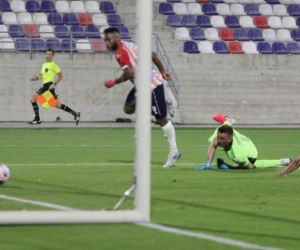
[41,61,61,84]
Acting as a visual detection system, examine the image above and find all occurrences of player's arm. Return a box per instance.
[207,139,218,163]
[152,52,171,81]
[49,71,63,90]
[280,157,300,176]
[31,74,42,81]
[105,68,134,88]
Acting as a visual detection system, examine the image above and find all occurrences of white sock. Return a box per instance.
[162,120,178,153]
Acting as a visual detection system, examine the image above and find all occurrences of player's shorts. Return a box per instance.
[125,84,167,120]
[36,82,58,99]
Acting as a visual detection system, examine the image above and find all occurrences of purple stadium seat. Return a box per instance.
[100,1,116,13]
[287,4,300,16]
[213,41,229,54]
[202,4,217,15]
[265,0,280,3]
[0,14,2,24]
[287,42,300,54]
[16,38,30,51]
[291,29,300,41]
[196,16,211,27]
[211,0,224,3]
[41,0,56,13]
[107,14,123,26]
[167,0,181,2]
[63,13,79,26]
[8,25,24,38]
[85,25,101,39]
[245,4,260,16]
[272,42,287,54]
[26,0,40,13]
[225,16,240,28]
[234,29,249,41]
[296,17,300,27]
[257,42,272,54]
[190,27,205,40]
[46,39,61,51]
[48,13,63,25]
[70,25,85,39]
[182,15,197,27]
[119,26,131,39]
[0,0,11,11]
[248,28,264,41]
[31,39,46,51]
[167,15,182,27]
[55,25,70,38]
[159,3,174,15]
[183,41,199,53]
[61,39,76,52]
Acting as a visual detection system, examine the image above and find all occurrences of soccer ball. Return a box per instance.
[0,163,10,185]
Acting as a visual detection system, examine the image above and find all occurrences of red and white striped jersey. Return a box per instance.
[115,40,164,90]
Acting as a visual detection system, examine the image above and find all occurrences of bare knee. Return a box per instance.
[31,95,38,103]
[123,104,135,114]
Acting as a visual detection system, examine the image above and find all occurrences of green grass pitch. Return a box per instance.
[0,127,299,250]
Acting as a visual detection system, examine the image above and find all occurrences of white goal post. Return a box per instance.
[0,0,152,225]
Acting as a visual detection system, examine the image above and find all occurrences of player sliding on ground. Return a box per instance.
[29,49,80,125]
[280,157,300,176]
[196,114,291,170]
[103,27,181,168]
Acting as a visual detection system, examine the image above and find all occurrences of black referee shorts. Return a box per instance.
[36,82,58,99]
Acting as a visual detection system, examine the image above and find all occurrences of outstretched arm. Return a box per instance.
[280,157,300,176]
[105,68,134,88]
[152,52,171,81]
[207,139,218,163]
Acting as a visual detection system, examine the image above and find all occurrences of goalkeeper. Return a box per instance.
[196,114,291,170]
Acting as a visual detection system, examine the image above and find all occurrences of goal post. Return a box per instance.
[0,0,152,225]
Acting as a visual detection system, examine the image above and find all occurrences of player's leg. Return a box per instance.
[152,85,180,168]
[280,157,300,176]
[55,98,80,126]
[29,85,48,124]
[254,159,291,168]
[123,87,136,115]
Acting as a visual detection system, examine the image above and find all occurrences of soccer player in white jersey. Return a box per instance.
[103,27,181,168]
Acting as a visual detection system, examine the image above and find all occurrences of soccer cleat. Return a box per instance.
[74,112,80,126]
[213,114,236,125]
[281,158,292,166]
[28,118,41,125]
[163,150,181,168]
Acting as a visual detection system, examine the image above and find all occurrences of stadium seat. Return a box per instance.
[196,0,210,3]
[219,28,234,40]
[239,16,255,28]
[0,38,14,50]
[76,39,91,52]
[197,41,214,53]
[55,1,71,13]
[196,16,211,27]
[2,13,17,25]
[167,15,182,27]
[286,42,300,53]
[277,29,291,41]
[189,27,205,40]
[55,25,70,38]
[16,38,30,51]
[85,1,100,13]
[78,14,93,26]
[183,40,199,53]
[213,41,229,53]
[242,41,259,53]
[18,13,33,25]
[175,27,190,40]
[202,4,217,15]
[92,14,108,26]
[0,24,8,38]
[173,3,188,15]
[211,0,224,3]
[234,28,249,40]
[268,16,282,28]
[259,4,273,15]
[159,2,174,15]
[31,38,46,51]
[41,0,56,13]
[297,17,300,26]
[205,28,219,40]
[291,29,300,41]
[282,16,297,28]
[216,4,231,15]
[33,13,48,25]
[245,4,260,16]
[70,25,85,39]
[63,13,79,26]
[107,14,122,26]
[11,0,26,12]
[187,3,203,15]
[0,15,2,25]
[8,24,24,37]
[23,24,40,38]
[119,26,131,39]
[168,0,181,2]
[228,41,244,54]
[248,28,264,41]
[39,25,55,38]
[225,16,240,28]
[71,1,86,13]
[273,5,288,16]
[26,0,40,13]
[61,39,76,52]
[0,0,11,11]
[85,25,101,39]
[287,4,300,16]
[262,29,277,41]
[48,13,63,26]
[100,1,116,13]
[91,39,107,52]
[46,38,61,51]
[265,0,280,3]
[182,15,197,27]
[254,16,269,28]
[257,42,272,54]
[272,42,287,54]
[280,0,292,3]
[231,4,245,15]
[211,16,226,27]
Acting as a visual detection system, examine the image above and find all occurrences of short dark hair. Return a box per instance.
[218,125,233,136]
[104,27,120,34]
[47,49,55,55]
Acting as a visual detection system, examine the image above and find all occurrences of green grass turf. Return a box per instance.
[0,128,299,250]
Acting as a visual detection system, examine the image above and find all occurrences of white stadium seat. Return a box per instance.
[239,0,252,3]
[173,3,188,15]
[211,16,226,28]
[268,16,282,28]
[242,41,258,54]
[70,1,86,13]
[0,25,9,38]
[262,29,277,41]
[2,12,18,25]
[239,16,255,28]
[273,5,288,16]
[277,29,292,41]
[18,13,33,25]
[293,0,300,3]
[282,16,297,28]
[11,0,26,12]
[85,1,100,13]
[76,39,91,52]
[231,4,245,15]
[252,0,265,3]
[0,38,15,50]
[39,25,55,38]
[33,13,48,25]
[217,4,231,15]
[224,0,238,3]
[204,28,219,41]
[259,4,273,16]
[175,27,190,40]
[55,1,71,13]
[280,0,292,3]
[187,3,203,15]
[197,41,214,53]
[92,14,108,26]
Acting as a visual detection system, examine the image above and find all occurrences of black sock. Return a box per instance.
[60,104,77,117]
[31,102,40,119]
